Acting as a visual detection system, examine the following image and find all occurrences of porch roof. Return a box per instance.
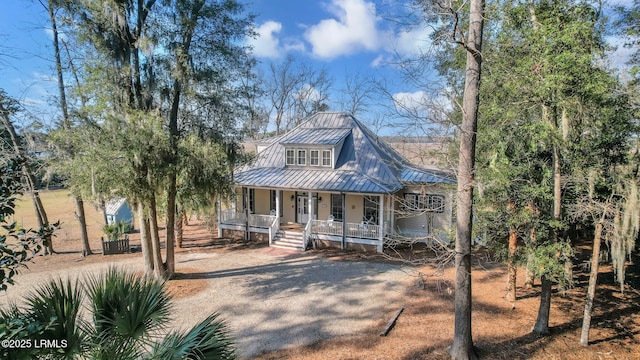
[400,167,455,184]
[234,167,400,194]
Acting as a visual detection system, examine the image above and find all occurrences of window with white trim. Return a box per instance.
[310,150,319,166]
[286,149,295,165]
[322,150,332,167]
[297,150,306,165]
[403,193,445,213]
[330,194,343,221]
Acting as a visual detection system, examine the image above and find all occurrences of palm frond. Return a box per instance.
[23,277,85,358]
[85,267,171,351]
[149,313,236,360]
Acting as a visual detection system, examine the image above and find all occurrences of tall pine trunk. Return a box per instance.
[149,194,165,279]
[580,221,604,346]
[507,226,518,303]
[533,104,561,335]
[1,103,53,254]
[138,201,154,273]
[450,0,485,358]
[47,0,91,256]
[76,196,92,256]
[176,207,184,248]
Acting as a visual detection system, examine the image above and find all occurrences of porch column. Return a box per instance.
[243,187,249,241]
[216,195,222,238]
[275,190,281,223]
[340,193,346,250]
[378,194,384,253]
[390,194,395,233]
[308,192,314,222]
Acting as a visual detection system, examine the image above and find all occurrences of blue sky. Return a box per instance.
[0,0,635,135]
[0,0,437,134]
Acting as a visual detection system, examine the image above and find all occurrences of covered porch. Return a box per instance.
[218,187,393,252]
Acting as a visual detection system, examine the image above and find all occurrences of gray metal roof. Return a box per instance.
[235,168,395,193]
[400,167,456,184]
[279,128,351,145]
[235,112,455,194]
[105,197,128,215]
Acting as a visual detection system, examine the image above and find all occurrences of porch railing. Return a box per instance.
[311,219,343,236]
[302,220,312,250]
[268,215,279,244]
[220,209,246,225]
[248,214,276,228]
[345,222,380,239]
[310,220,381,239]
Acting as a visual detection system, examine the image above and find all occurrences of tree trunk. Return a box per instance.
[525,225,537,288]
[507,226,518,303]
[138,201,154,273]
[100,199,108,226]
[533,276,552,335]
[1,103,53,254]
[76,196,92,256]
[450,0,485,359]
[533,104,561,334]
[48,0,92,256]
[580,221,603,346]
[165,175,176,277]
[176,207,184,248]
[149,195,165,279]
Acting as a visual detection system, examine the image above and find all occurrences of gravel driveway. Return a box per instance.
[1,247,411,358]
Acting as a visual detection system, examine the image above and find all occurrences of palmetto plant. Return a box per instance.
[0,268,236,360]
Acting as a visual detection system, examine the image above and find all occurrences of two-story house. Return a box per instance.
[218,112,455,252]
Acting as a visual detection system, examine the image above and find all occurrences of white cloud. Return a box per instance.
[304,0,381,59]
[389,26,433,57]
[250,21,305,59]
[393,91,429,111]
[606,35,634,70]
[250,21,284,58]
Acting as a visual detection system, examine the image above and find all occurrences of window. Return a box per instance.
[322,150,332,167]
[242,188,255,214]
[330,194,343,221]
[403,193,418,210]
[286,149,295,165]
[297,150,306,165]
[422,194,445,213]
[363,196,379,224]
[403,193,445,213]
[270,190,283,216]
[310,150,319,166]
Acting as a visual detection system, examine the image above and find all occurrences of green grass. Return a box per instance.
[10,189,113,247]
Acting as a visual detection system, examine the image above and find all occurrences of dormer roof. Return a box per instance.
[235,112,454,194]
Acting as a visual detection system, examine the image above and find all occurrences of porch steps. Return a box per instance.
[271,229,304,251]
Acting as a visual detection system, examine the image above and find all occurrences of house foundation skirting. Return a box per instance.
[312,234,381,252]
[221,228,269,242]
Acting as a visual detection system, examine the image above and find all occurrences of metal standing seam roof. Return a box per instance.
[105,197,127,215]
[279,128,351,145]
[235,112,455,194]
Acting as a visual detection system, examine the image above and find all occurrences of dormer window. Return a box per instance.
[310,150,319,166]
[322,150,331,167]
[286,149,295,165]
[297,150,306,165]
[285,147,333,168]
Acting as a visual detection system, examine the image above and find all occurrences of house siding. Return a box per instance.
[346,194,364,223]
[254,189,270,215]
[317,192,331,221]
[395,185,453,236]
[283,190,296,224]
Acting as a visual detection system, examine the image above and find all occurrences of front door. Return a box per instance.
[296,194,309,223]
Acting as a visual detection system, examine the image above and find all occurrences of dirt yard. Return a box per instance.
[4,190,640,359]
